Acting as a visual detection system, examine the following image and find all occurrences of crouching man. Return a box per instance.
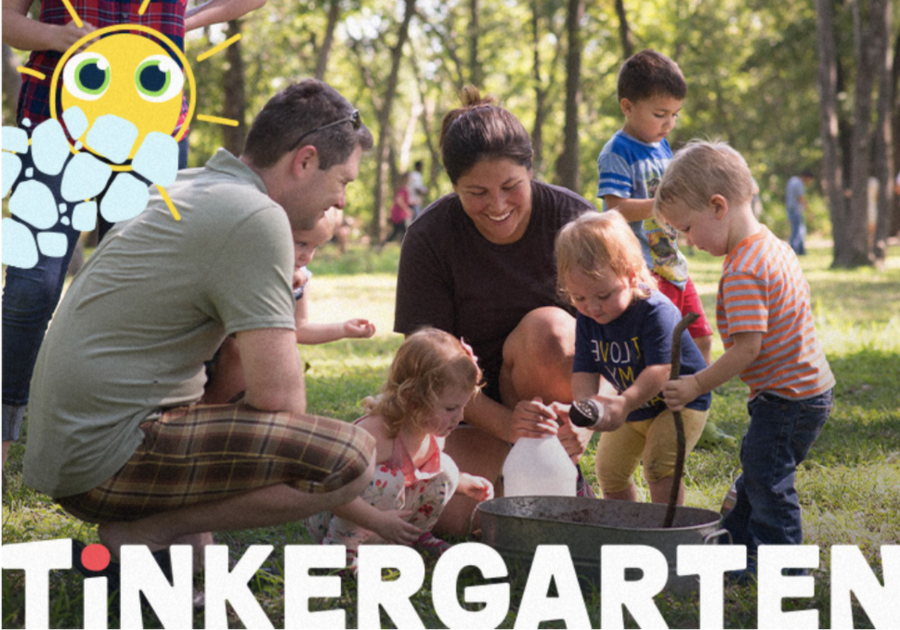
[23,79,376,563]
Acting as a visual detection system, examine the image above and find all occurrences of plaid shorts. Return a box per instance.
[57,404,375,523]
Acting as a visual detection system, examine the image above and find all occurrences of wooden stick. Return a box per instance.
[663,312,700,528]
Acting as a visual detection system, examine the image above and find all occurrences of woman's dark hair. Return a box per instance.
[439,86,533,184]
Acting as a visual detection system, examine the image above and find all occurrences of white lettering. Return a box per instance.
[432,543,509,628]
[600,545,669,629]
[515,546,590,628]
[830,545,899,629]
[757,545,819,629]
[204,544,273,629]
[120,545,193,629]
[677,544,746,629]
[357,545,425,628]
[284,544,347,629]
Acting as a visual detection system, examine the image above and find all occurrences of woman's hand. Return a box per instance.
[371,509,422,545]
[509,397,559,442]
[458,473,494,502]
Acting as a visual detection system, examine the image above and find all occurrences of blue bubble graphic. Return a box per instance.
[32,118,70,176]
[2,218,39,269]
[61,152,113,202]
[72,201,98,231]
[132,132,178,186]
[2,152,22,198]
[9,180,59,229]
[100,173,149,222]
[62,106,89,141]
[37,231,68,257]
[86,114,138,164]
[2,126,29,154]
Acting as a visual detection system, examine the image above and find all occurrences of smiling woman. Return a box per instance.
[393,87,598,536]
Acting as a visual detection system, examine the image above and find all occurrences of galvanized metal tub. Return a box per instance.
[477,496,729,594]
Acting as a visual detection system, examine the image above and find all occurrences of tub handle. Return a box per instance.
[703,528,732,545]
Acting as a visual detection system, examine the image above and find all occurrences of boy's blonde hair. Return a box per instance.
[368,328,482,438]
[655,140,754,214]
[555,211,656,300]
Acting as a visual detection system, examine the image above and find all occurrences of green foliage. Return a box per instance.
[4,241,899,628]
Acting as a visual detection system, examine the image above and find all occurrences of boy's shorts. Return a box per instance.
[56,403,375,523]
[595,407,708,494]
[655,275,714,339]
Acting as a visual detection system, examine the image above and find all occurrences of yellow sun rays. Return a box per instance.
[16,4,245,221]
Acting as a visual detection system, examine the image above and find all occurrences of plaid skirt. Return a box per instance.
[57,404,375,523]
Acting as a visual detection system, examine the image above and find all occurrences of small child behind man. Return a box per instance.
[596,49,714,365]
[655,140,835,578]
[203,210,375,403]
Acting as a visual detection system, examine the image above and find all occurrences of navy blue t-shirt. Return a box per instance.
[573,291,711,422]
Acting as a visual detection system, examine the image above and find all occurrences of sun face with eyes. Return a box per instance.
[55,28,189,161]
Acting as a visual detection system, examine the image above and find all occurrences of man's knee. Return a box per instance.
[325,421,376,491]
[330,455,375,507]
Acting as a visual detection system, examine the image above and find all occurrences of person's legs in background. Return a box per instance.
[3,138,190,469]
[2,155,80,469]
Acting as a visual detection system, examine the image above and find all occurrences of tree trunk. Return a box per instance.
[370,0,416,243]
[531,0,546,175]
[222,19,247,156]
[2,44,21,123]
[815,0,848,265]
[890,29,900,235]
[469,0,482,87]
[839,0,877,268]
[614,0,633,59]
[871,0,893,264]
[315,0,341,81]
[408,51,441,190]
[556,0,583,192]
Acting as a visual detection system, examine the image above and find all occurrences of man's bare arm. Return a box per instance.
[235,327,306,414]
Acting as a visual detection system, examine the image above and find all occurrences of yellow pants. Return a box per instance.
[595,407,708,494]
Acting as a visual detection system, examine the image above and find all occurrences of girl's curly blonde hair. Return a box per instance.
[366,328,483,438]
[555,211,656,300]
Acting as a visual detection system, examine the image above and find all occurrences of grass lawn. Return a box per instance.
[3,240,899,628]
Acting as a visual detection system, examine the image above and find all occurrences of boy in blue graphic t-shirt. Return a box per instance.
[596,49,713,365]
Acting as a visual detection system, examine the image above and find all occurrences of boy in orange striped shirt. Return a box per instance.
[654,140,834,579]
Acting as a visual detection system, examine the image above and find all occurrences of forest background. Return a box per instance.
[3,0,899,267]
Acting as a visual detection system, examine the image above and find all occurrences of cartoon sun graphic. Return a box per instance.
[2,1,242,269]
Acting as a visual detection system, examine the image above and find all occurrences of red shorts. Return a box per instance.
[655,275,714,339]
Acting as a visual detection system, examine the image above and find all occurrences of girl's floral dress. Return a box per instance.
[305,419,460,564]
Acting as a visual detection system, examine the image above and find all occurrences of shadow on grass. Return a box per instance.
[810,349,900,469]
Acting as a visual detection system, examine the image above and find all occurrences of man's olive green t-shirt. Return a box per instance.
[23,149,296,497]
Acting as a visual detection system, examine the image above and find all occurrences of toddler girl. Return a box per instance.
[305,328,493,565]
[555,211,711,505]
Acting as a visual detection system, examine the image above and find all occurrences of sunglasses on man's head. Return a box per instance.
[291,109,361,151]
